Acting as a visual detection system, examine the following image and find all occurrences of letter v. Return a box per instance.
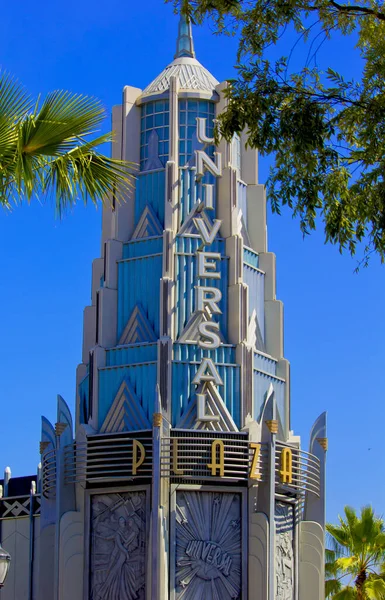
[193,218,221,246]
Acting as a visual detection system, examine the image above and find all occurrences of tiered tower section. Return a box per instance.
[30,15,328,600]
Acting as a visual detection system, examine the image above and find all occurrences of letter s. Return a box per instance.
[198,321,221,350]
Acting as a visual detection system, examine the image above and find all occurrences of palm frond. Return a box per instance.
[0,71,31,120]
[364,576,385,600]
[327,523,351,548]
[21,90,105,156]
[335,556,360,572]
[326,578,342,598]
[0,72,32,158]
[41,134,136,215]
[333,587,357,599]
[0,77,137,212]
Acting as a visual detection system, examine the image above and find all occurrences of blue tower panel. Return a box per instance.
[123,236,163,259]
[173,343,236,364]
[175,237,229,339]
[134,171,166,228]
[98,362,157,428]
[172,361,241,427]
[253,369,286,428]
[243,262,265,342]
[78,374,89,424]
[106,343,158,367]
[253,351,277,376]
[117,254,162,341]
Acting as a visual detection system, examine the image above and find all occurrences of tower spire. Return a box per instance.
[174,13,195,59]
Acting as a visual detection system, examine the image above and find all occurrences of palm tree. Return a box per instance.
[0,71,134,215]
[326,506,385,599]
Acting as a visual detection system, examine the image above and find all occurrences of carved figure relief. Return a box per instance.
[175,491,242,599]
[90,492,146,600]
[275,502,294,600]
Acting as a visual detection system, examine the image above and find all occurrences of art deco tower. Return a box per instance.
[0,14,327,600]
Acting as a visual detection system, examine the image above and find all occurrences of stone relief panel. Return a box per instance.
[90,491,147,600]
[175,491,242,599]
[275,502,295,600]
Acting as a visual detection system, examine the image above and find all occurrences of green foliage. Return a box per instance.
[178,0,385,265]
[0,72,135,215]
[326,506,385,599]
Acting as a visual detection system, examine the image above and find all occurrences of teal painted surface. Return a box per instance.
[243,247,259,269]
[175,236,228,338]
[254,351,277,376]
[173,343,236,364]
[117,254,162,340]
[135,170,165,227]
[253,369,285,430]
[243,263,265,341]
[179,167,216,225]
[106,343,158,367]
[98,362,157,428]
[78,374,89,424]
[123,236,163,259]
[175,234,224,255]
[172,361,240,427]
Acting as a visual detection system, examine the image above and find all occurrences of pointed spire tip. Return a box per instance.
[175,13,196,59]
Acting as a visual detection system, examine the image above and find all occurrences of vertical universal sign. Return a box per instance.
[192,118,224,424]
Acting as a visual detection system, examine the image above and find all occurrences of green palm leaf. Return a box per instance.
[333,587,357,599]
[364,577,385,600]
[326,579,343,597]
[0,72,136,212]
[326,506,385,599]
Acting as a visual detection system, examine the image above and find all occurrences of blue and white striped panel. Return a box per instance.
[172,361,240,428]
[117,255,162,341]
[98,363,157,429]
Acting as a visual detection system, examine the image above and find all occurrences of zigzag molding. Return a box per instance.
[119,304,157,345]
[131,204,163,240]
[100,380,151,433]
[176,382,238,432]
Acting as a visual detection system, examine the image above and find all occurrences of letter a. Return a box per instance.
[192,358,223,386]
[207,440,225,477]
[280,447,293,484]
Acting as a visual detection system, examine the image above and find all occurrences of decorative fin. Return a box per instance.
[247,309,265,353]
[239,213,251,247]
[143,130,163,172]
[131,204,163,240]
[176,382,238,431]
[57,395,73,435]
[119,304,157,345]
[41,416,56,452]
[175,13,195,59]
[56,395,73,446]
[100,380,151,433]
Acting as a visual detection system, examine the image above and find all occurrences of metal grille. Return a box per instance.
[64,431,153,487]
[275,442,321,498]
[161,431,267,484]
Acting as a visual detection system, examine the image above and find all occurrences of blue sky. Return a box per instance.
[1,0,384,523]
